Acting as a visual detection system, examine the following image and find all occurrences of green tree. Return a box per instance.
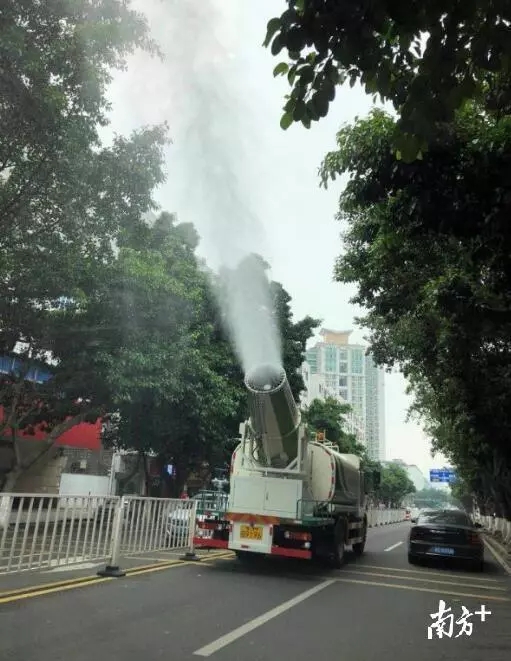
[70,213,245,497]
[264,1,511,158]
[319,104,511,518]
[413,487,451,508]
[378,463,416,508]
[303,396,364,455]
[0,1,169,491]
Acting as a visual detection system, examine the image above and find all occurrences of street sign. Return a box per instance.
[429,468,457,484]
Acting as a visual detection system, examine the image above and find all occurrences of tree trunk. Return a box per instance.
[1,410,93,495]
[1,465,22,494]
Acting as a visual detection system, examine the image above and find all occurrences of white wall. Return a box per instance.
[59,473,110,497]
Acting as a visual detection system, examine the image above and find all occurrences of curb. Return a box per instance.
[483,534,511,576]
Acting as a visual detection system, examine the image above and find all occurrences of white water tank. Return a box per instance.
[308,443,361,508]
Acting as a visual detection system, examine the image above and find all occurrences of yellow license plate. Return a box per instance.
[240,525,263,541]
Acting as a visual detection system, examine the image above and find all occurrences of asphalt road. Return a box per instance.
[1,522,510,661]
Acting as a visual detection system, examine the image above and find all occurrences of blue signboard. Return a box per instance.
[430,468,457,484]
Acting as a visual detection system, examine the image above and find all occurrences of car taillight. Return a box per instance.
[468,532,481,545]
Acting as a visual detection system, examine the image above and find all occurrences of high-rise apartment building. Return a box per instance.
[301,328,386,461]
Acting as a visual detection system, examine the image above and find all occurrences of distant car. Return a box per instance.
[408,509,484,571]
[166,490,228,540]
[409,507,420,523]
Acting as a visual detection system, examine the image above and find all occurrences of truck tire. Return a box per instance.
[331,519,346,568]
[352,519,367,556]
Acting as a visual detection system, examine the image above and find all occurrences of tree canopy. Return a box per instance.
[303,396,365,455]
[378,463,416,508]
[0,0,169,492]
[264,1,511,159]
[319,103,511,518]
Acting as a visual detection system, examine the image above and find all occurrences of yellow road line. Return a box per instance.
[357,563,500,582]
[0,553,233,603]
[341,569,507,591]
[0,573,109,599]
[0,559,183,599]
[0,560,189,605]
[332,576,510,602]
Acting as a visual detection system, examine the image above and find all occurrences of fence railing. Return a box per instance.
[0,493,406,576]
[474,513,511,547]
[0,493,197,576]
[367,508,406,527]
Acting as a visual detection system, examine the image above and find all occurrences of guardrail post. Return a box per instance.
[97,497,126,578]
[179,500,201,562]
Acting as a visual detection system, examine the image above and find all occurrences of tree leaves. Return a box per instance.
[280,112,294,130]
[321,105,511,517]
[273,62,289,77]
[264,1,511,159]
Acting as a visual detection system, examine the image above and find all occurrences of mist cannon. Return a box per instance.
[244,363,301,468]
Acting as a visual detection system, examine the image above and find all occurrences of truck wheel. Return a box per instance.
[331,520,346,568]
[352,520,367,556]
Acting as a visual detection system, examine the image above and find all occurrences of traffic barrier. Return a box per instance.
[366,508,405,528]
[0,493,199,576]
[1,494,406,576]
[98,496,198,577]
[0,492,119,574]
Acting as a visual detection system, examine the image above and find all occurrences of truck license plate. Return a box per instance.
[240,525,263,541]
[431,546,455,555]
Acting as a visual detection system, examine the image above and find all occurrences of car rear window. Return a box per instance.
[418,511,472,526]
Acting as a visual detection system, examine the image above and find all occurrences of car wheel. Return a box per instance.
[408,552,418,565]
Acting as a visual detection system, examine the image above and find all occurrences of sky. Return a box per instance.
[104,0,448,478]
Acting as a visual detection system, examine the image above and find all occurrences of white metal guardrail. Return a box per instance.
[0,493,406,576]
[0,493,119,574]
[474,513,511,546]
[0,493,198,576]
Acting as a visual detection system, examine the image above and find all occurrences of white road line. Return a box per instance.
[193,579,336,657]
[384,541,403,552]
[46,562,102,573]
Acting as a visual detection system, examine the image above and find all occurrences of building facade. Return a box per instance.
[387,459,430,491]
[300,365,366,443]
[301,328,386,461]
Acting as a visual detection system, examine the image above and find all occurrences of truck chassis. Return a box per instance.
[193,507,367,567]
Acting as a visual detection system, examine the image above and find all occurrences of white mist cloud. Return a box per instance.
[123,0,282,374]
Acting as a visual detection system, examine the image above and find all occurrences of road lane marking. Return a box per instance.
[484,538,511,576]
[356,563,500,582]
[0,559,186,602]
[193,579,336,657]
[332,577,510,602]
[340,569,507,591]
[0,577,113,604]
[384,542,403,552]
[47,562,102,573]
[0,559,191,605]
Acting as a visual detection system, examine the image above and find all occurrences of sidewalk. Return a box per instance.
[0,548,222,597]
[483,530,511,576]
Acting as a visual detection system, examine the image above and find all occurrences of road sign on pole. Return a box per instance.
[429,468,457,484]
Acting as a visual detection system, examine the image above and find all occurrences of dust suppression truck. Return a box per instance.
[193,363,379,567]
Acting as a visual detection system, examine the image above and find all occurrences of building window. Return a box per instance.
[351,349,364,374]
[324,346,337,373]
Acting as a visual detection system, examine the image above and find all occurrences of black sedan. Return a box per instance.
[408,509,484,571]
